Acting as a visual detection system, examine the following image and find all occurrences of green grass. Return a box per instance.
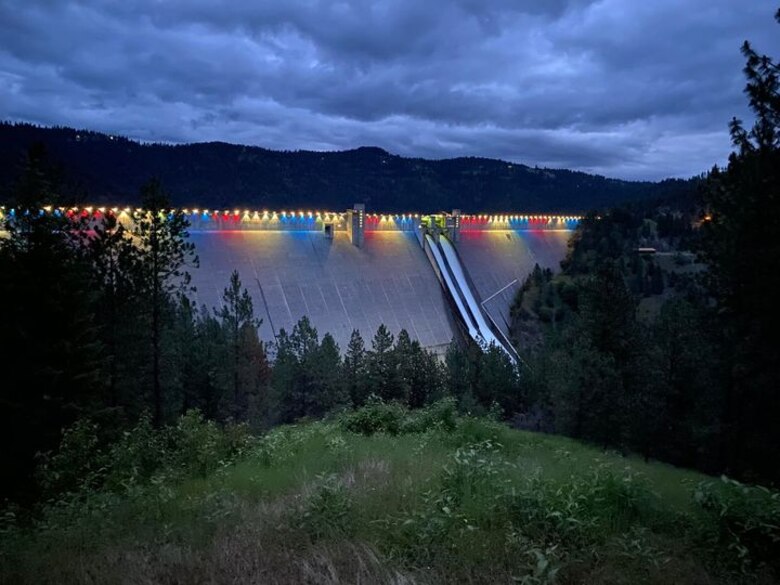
[2,407,779,584]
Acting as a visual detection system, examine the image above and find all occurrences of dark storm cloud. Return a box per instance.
[0,0,778,179]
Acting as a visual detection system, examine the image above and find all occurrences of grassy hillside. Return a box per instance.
[2,402,778,585]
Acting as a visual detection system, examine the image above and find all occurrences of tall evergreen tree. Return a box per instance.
[392,330,414,404]
[445,341,476,411]
[474,344,521,416]
[395,330,441,408]
[0,145,102,502]
[576,263,641,448]
[215,270,268,422]
[311,333,345,415]
[131,178,198,426]
[699,11,780,481]
[274,317,323,421]
[81,212,141,408]
[271,329,299,423]
[342,329,369,407]
[366,324,399,401]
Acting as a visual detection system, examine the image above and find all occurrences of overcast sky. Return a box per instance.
[0,1,778,180]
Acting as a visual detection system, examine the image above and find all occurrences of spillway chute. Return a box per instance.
[425,232,518,364]
[425,234,480,342]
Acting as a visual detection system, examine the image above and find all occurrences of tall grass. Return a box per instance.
[2,401,778,584]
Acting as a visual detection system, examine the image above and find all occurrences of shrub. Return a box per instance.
[694,476,780,575]
[376,488,472,563]
[298,473,353,539]
[36,419,105,499]
[169,410,229,477]
[339,398,406,435]
[506,464,656,548]
[439,440,508,509]
[400,398,458,434]
[222,421,253,459]
[445,415,506,448]
[103,413,167,492]
[340,397,460,436]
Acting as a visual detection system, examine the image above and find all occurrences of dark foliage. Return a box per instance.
[697,15,780,483]
[510,14,779,484]
[0,123,698,213]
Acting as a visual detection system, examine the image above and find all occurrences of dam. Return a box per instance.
[0,205,578,356]
[181,206,578,356]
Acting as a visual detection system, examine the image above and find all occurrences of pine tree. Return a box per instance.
[193,305,227,419]
[366,324,399,401]
[445,341,475,411]
[271,329,299,423]
[392,329,414,404]
[81,211,141,407]
[576,262,641,448]
[215,270,267,422]
[312,333,345,415]
[474,344,521,415]
[699,11,780,481]
[275,317,323,421]
[342,329,369,407]
[131,178,198,426]
[395,330,441,408]
[0,145,102,502]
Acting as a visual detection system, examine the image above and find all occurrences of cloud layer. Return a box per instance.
[1,0,778,179]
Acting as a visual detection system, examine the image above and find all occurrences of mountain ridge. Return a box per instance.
[0,122,697,213]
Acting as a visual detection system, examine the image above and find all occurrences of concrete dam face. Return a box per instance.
[189,229,457,353]
[0,205,575,356]
[185,208,576,354]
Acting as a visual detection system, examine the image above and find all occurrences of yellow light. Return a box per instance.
[194,208,200,214]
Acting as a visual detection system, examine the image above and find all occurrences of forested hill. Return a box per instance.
[0,122,696,213]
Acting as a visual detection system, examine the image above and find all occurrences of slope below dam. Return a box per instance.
[185,206,578,355]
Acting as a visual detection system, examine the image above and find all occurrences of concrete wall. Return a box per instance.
[455,229,571,336]
[188,229,457,354]
[0,206,576,353]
